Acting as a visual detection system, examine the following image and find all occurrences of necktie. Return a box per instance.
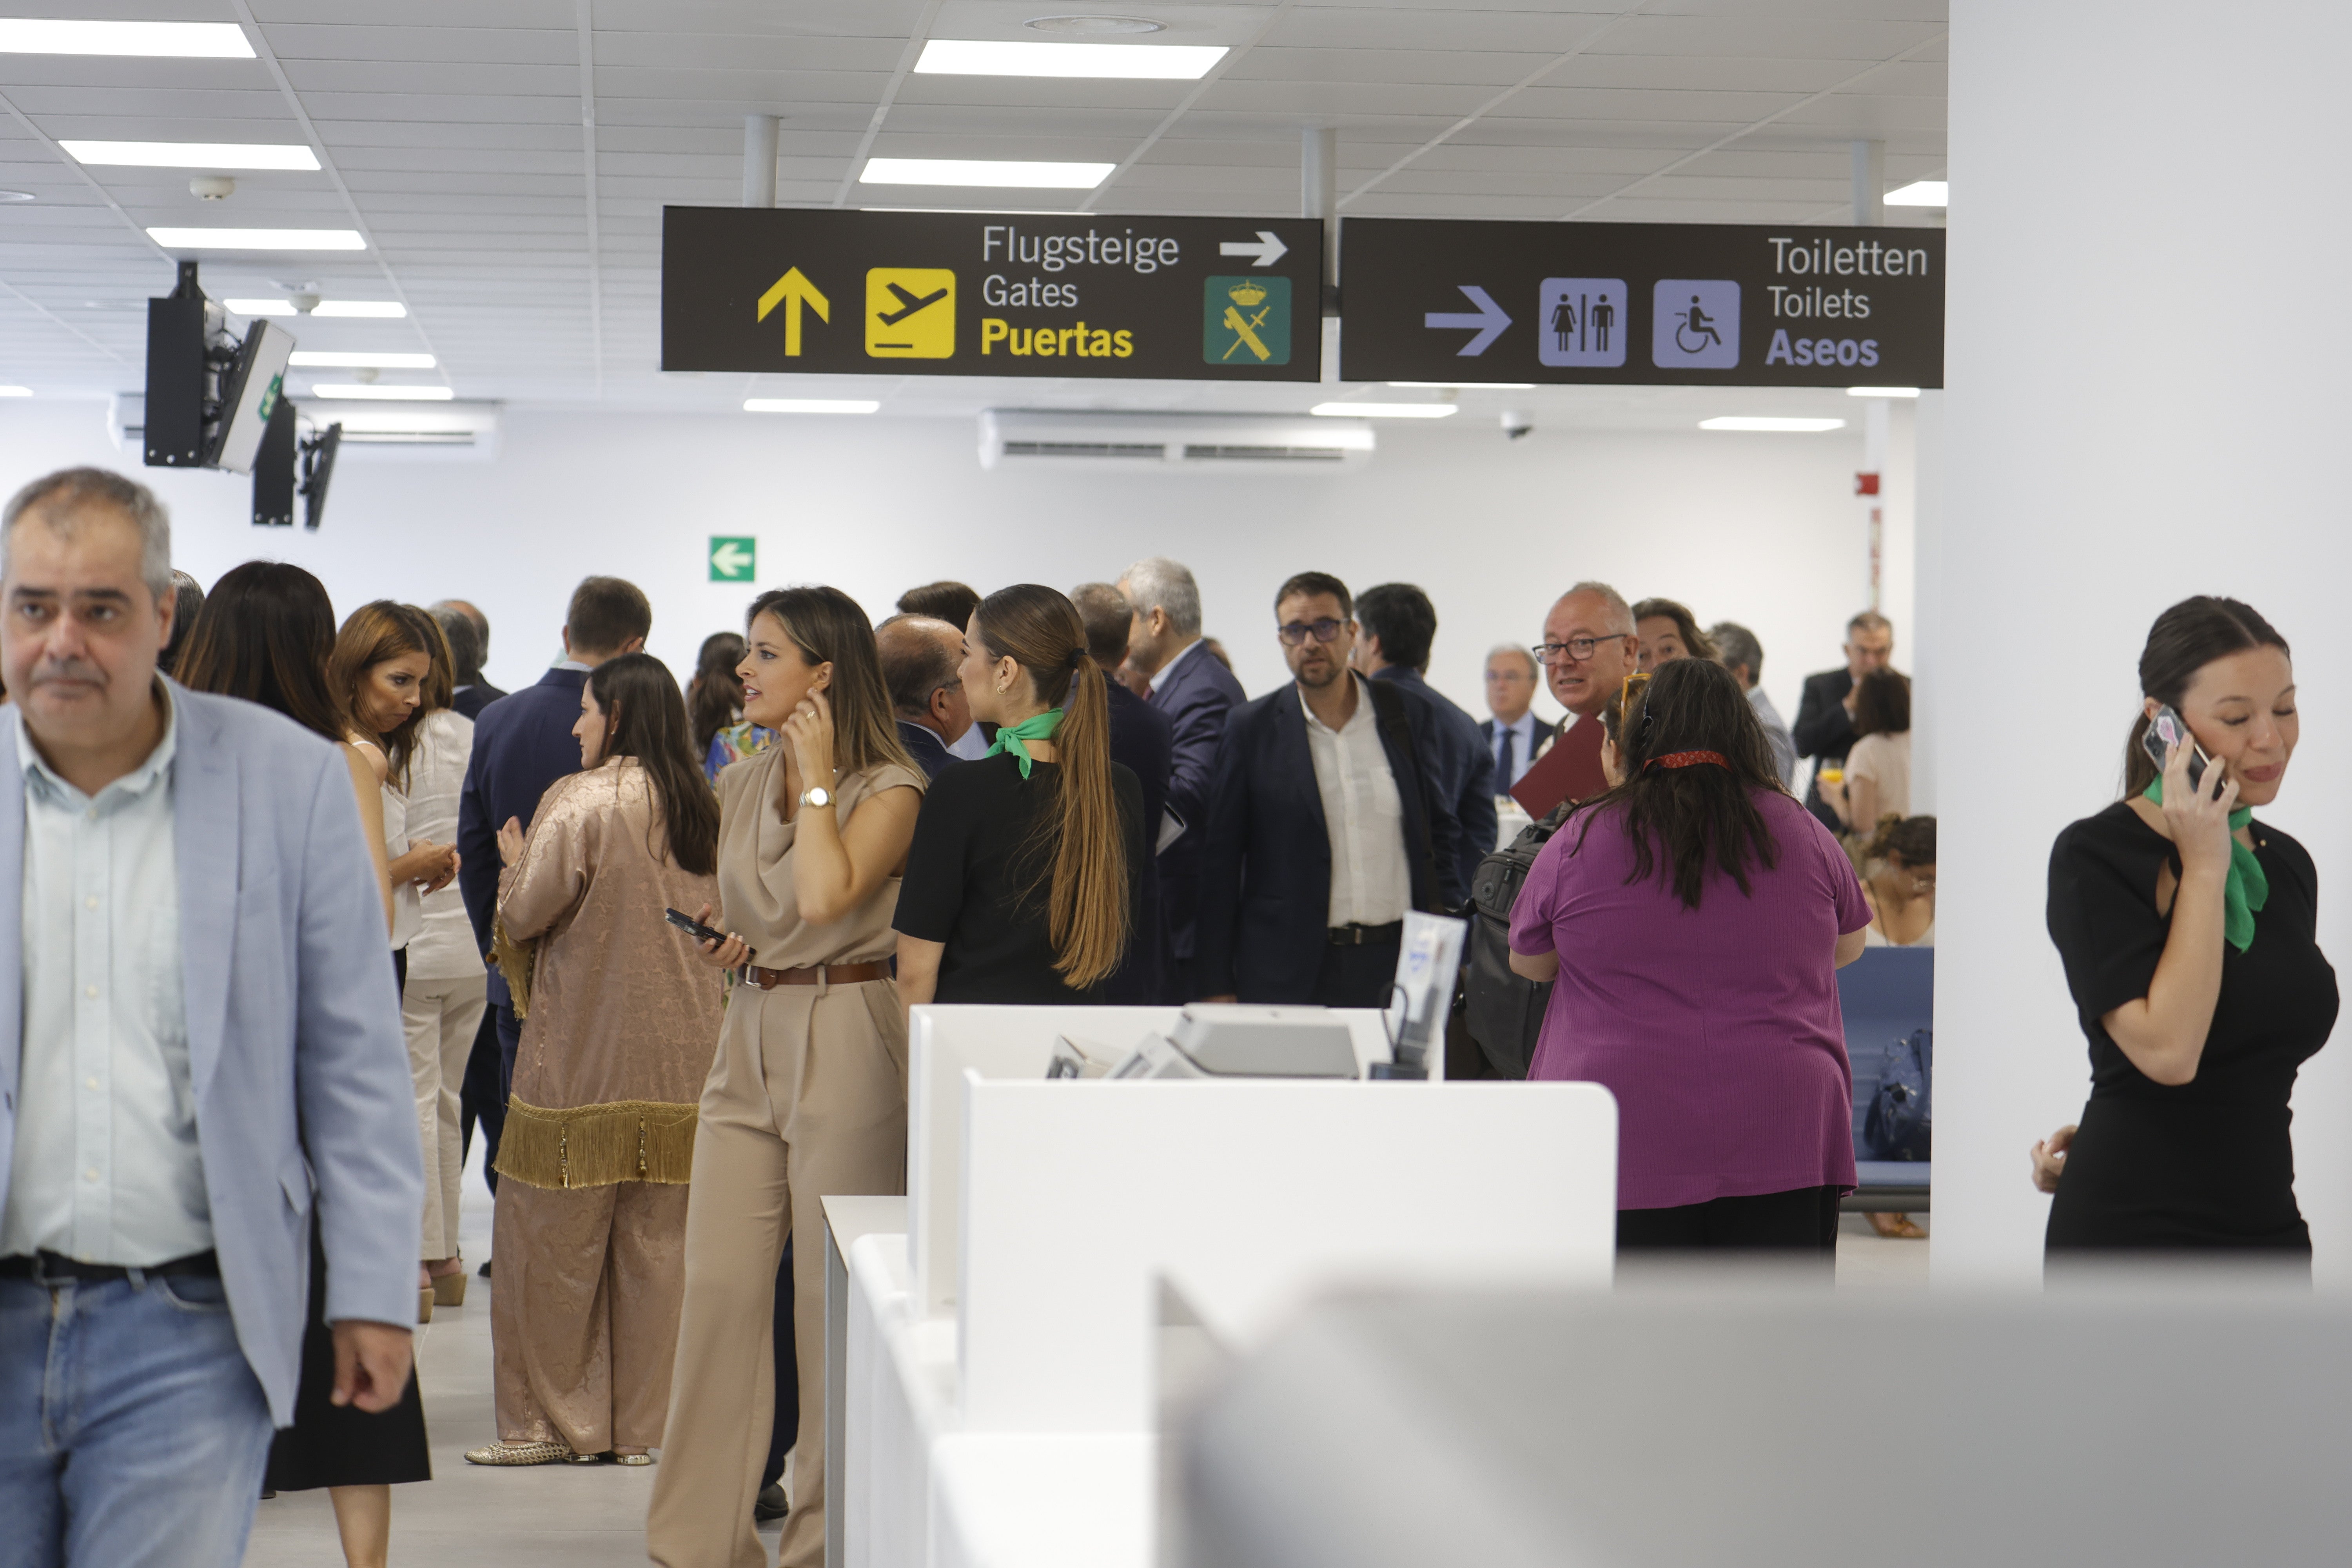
[1495,724,1515,785]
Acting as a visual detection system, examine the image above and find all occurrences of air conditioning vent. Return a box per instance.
[1180,444,1348,462]
[980,410,1373,472]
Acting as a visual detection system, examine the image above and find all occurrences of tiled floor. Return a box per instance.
[244,1146,1928,1565]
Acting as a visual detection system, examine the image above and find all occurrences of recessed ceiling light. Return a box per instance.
[860,158,1113,189]
[0,385,31,397]
[1386,381,1535,390]
[0,19,253,57]
[1310,402,1456,419]
[147,227,366,251]
[0,190,33,203]
[315,300,407,318]
[1025,15,1167,34]
[744,398,879,414]
[289,351,435,369]
[1886,180,1947,207]
[62,140,319,171]
[915,39,1224,78]
[1699,416,1846,432]
[225,298,295,316]
[1846,386,1922,398]
[309,384,453,401]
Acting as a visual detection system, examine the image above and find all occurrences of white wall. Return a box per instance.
[0,399,1889,731]
[1936,0,2352,1281]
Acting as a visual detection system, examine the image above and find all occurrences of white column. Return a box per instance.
[1850,138,1885,227]
[743,113,778,208]
[1303,127,1339,381]
[1936,0,2352,1282]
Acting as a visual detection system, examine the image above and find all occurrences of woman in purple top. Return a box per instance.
[1509,659,1873,1254]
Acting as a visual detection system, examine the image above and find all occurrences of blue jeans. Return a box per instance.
[0,1270,276,1568]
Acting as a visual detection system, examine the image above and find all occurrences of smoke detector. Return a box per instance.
[289,292,321,314]
[189,175,235,200]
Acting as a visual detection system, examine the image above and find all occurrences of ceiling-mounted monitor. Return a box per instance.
[209,319,295,474]
[300,422,340,530]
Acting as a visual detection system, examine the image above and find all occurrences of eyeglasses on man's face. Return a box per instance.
[1533,634,1623,664]
[1279,618,1347,646]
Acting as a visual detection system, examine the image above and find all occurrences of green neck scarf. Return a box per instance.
[2143,778,2267,952]
[987,706,1065,779]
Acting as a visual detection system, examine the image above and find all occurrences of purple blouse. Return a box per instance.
[1510,788,1869,1210]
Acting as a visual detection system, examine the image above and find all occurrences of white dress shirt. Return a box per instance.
[402,706,479,980]
[1488,710,1541,788]
[1,690,208,1265]
[1300,675,1411,928]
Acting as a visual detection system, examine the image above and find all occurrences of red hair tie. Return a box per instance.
[1648,750,1729,771]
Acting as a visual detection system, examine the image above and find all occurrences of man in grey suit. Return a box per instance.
[0,469,422,1567]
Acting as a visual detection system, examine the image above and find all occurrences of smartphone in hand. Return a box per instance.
[664,907,732,948]
[2141,704,2212,795]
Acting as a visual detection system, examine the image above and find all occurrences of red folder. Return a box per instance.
[1510,715,1607,818]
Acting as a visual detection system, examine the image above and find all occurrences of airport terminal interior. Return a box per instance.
[5,0,2351,1564]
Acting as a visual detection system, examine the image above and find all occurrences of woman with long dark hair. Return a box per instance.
[1822,668,1911,836]
[648,588,925,1568]
[174,564,432,1567]
[690,629,771,779]
[2036,597,2336,1258]
[466,652,725,1466]
[893,583,1144,1005]
[1508,658,1871,1254]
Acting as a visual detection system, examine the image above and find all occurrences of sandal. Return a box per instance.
[465,1441,572,1466]
[1867,1211,1927,1240]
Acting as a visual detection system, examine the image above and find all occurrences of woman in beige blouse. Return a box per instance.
[466,653,725,1467]
[648,587,925,1568]
[1822,668,1911,838]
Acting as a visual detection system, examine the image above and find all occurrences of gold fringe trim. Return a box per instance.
[493,1097,698,1190]
[490,915,535,1021]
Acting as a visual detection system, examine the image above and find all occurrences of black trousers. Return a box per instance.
[457,1001,506,1191]
[1309,936,1402,1009]
[1615,1185,1841,1256]
[760,1238,800,1491]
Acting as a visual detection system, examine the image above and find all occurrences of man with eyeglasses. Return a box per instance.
[1511,581,1641,817]
[1194,572,1460,1007]
[1792,610,1896,831]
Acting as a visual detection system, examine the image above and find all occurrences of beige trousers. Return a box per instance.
[403,968,488,1260]
[647,977,907,1568]
[491,1176,690,1453]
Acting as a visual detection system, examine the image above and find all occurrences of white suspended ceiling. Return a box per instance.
[0,0,1947,421]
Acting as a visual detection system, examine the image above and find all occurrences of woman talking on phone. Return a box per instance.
[2041,597,2337,1258]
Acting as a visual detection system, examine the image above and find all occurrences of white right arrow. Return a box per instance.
[711,541,753,576]
[1218,230,1289,267]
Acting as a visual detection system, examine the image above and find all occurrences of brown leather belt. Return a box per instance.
[739,961,891,991]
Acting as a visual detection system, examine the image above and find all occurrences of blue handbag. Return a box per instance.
[1862,1028,1933,1162]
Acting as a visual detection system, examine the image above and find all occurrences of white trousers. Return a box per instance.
[403,968,488,1260]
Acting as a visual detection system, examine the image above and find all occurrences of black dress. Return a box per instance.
[893,753,1148,1004]
[263,1213,432,1491]
[2044,803,2339,1254]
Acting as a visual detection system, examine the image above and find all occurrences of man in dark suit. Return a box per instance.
[875,612,971,780]
[432,599,508,719]
[1354,582,1495,901]
[1478,643,1549,789]
[455,576,649,1194]
[1791,609,1895,832]
[1072,583,1174,1003]
[1195,571,1460,1007]
[1119,556,1246,1004]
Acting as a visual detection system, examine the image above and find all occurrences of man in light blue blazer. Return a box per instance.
[0,469,423,1568]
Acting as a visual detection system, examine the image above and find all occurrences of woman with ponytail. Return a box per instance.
[1507,657,1873,1255]
[649,588,925,1568]
[2034,597,2334,1260]
[894,583,1146,1005]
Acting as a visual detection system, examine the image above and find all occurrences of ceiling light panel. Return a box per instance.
[914,40,1226,79]
[224,299,295,316]
[314,301,407,318]
[308,384,453,400]
[1846,387,1922,398]
[146,228,366,251]
[1886,180,1948,207]
[860,158,1114,189]
[1699,417,1846,432]
[744,398,879,414]
[1310,403,1456,419]
[62,141,319,171]
[0,386,31,397]
[289,352,436,369]
[0,20,254,57]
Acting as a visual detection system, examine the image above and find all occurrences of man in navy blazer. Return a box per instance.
[456,576,648,1186]
[1354,582,1497,899]
[1120,557,1246,1002]
[877,613,973,781]
[1195,572,1460,1007]
[0,470,420,1566]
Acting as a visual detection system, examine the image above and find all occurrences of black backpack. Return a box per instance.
[1462,801,1573,1079]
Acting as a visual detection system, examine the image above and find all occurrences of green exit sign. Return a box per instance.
[708,535,755,583]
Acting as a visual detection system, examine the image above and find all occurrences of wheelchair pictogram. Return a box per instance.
[1650,279,1740,369]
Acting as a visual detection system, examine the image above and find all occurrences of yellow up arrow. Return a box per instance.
[756,267,829,356]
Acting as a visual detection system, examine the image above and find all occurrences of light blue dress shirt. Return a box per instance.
[0,688,204,1265]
